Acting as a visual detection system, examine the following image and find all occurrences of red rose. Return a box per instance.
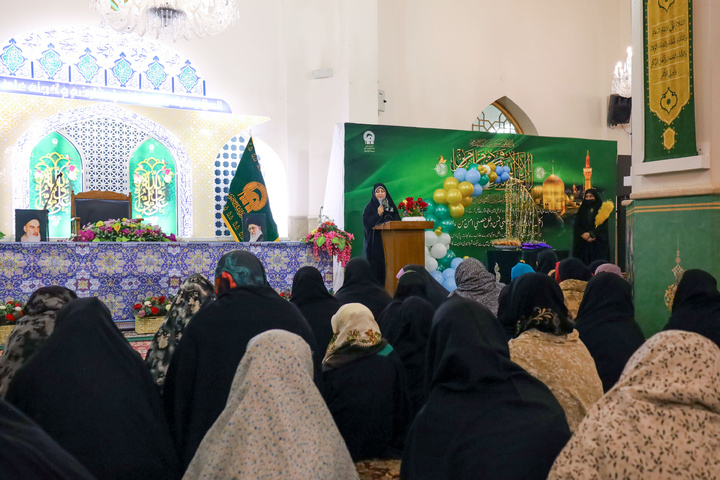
[405,197,413,202]
[158,296,166,304]
[133,303,142,310]
[14,303,21,308]
[151,306,159,315]
[5,313,14,322]
[417,197,423,202]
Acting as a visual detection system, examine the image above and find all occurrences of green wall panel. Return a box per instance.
[628,194,720,336]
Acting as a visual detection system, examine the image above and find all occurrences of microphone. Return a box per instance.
[381,198,389,210]
[42,171,63,211]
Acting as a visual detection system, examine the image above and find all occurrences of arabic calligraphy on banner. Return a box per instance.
[644,0,697,160]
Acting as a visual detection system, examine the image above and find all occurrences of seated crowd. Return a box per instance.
[1,251,720,479]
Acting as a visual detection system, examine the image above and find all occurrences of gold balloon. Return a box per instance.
[488,171,498,183]
[458,181,474,197]
[449,203,465,218]
[443,177,460,190]
[479,165,489,175]
[435,228,442,235]
[446,188,462,205]
[433,188,448,204]
[487,161,496,172]
[461,196,473,207]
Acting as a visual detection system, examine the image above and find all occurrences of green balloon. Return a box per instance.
[467,164,478,170]
[434,204,450,220]
[480,174,489,185]
[440,218,455,233]
[438,255,452,270]
[424,199,436,215]
[424,213,439,229]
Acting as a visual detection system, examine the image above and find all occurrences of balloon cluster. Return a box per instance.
[427,247,464,292]
[422,162,512,280]
[425,162,513,229]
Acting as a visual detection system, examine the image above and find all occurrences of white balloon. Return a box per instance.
[425,230,439,247]
[430,243,447,259]
[425,255,438,271]
[439,233,452,246]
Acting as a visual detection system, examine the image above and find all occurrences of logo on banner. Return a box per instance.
[363,130,375,152]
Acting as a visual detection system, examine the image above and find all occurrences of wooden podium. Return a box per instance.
[374,220,434,295]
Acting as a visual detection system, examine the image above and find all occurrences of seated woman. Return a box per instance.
[322,303,407,462]
[5,298,180,480]
[145,273,215,393]
[575,272,645,392]
[400,264,450,309]
[334,257,393,320]
[663,269,720,349]
[535,249,558,275]
[185,330,357,480]
[0,398,96,479]
[401,297,571,480]
[556,258,592,319]
[549,330,720,479]
[163,250,318,471]
[448,257,504,315]
[377,295,435,421]
[291,266,342,367]
[507,273,603,432]
[0,286,77,397]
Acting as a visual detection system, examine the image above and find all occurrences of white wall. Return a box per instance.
[0,0,633,231]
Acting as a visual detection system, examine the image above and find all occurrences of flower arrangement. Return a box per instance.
[278,288,292,301]
[303,217,355,267]
[133,295,173,318]
[0,300,25,326]
[73,218,177,242]
[398,197,429,217]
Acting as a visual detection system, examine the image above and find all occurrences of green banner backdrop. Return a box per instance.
[643,0,697,161]
[344,124,617,264]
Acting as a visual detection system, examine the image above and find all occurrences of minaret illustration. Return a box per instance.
[583,150,593,190]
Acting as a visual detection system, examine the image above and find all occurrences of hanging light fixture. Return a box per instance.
[91,0,240,41]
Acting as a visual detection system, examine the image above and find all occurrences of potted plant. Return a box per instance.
[0,299,25,345]
[133,295,173,334]
[303,217,355,267]
[398,197,429,220]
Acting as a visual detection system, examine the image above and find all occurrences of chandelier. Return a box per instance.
[611,47,632,98]
[91,0,240,41]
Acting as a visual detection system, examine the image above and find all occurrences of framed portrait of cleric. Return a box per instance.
[15,209,49,242]
[242,213,266,242]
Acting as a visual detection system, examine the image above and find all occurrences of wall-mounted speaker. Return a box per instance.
[608,94,632,126]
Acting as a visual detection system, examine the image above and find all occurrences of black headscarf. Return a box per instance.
[5,298,180,480]
[402,264,451,309]
[508,272,573,336]
[377,296,434,419]
[588,259,609,274]
[163,251,319,471]
[536,249,559,275]
[575,272,645,391]
[572,188,610,265]
[663,269,720,349]
[291,266,341,366]
[362,183,401,284]
[394,270,429,300]
[334,257,393,319]
[558,257,592,281]
[495,281,517,339]
[0,398,96,480]
[401,298,571,480]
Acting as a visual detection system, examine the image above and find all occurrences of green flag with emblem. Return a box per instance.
[222,137,279,241]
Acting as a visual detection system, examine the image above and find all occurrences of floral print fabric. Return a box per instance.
[549,330,720,479]
[183,329,358,480]
[509,328,603,432]
[323,303,384,369]
[448,258,505,315]
[0,286,76,397]
[145,274,215,391]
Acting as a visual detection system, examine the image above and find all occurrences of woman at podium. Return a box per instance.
[362,183,400,285]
